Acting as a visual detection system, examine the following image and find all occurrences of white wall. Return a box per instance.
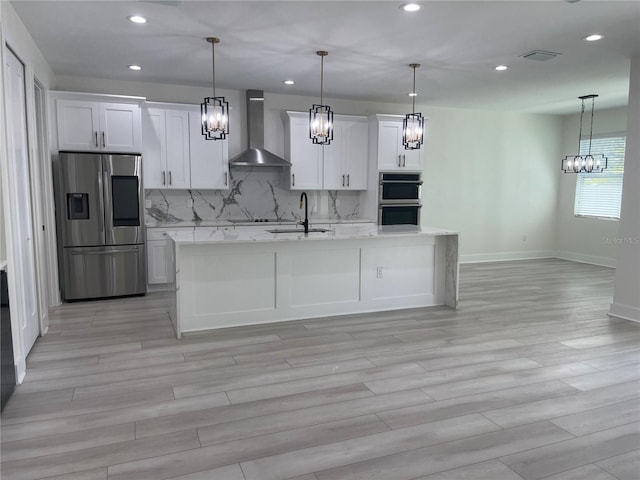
[610,53,640,323]
[55,76,564,261]
[0,0,5,266]
[555,106,628,267]
[1,0,56,381]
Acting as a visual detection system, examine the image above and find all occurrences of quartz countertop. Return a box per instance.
[168,224,458,246]
[145,218,375,229]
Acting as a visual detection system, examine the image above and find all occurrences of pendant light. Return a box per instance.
[309,50,334,145]
[201,37,229,140]
[561,94,607,173]
[403,63,424,150]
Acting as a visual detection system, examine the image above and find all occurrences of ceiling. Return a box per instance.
[10,0,640,114]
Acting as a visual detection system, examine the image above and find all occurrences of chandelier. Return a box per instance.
[402,63,424,150]
[201,37,229,140]
[309,50,334,145]
[561,94,607,173]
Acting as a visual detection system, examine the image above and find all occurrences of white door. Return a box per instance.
[378,121,403,170]
[164,109,191,189]
[100,102,142,153]
[142,108,167,189]
[289,116,323,190]
[322,123,344,190]
[56,99,100,151]
[344,120,369,189]
[189,111,229,189]
[3,46,40,355]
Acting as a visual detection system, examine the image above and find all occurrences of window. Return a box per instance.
[574,134,626,219]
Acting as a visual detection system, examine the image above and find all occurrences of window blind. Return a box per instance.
[574,134,626,219]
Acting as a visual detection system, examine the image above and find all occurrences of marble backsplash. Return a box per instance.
[145,166,362,224]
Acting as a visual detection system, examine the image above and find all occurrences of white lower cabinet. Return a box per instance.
[146,228,190,285]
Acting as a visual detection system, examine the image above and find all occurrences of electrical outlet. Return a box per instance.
[187,198,193,208]
[376,267,384,278]
[145,199,151,208]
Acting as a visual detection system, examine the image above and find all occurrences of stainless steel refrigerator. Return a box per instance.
[56,152,146,300]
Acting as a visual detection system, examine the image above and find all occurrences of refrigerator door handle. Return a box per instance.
[103,169,112,239]
[97,167,106,237]
[70,248,139,255]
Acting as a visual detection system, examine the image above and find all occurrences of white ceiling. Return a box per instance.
[10,0,640,114]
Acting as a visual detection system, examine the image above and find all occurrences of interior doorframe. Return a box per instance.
[29,78,55,333]
[1,30,46,381]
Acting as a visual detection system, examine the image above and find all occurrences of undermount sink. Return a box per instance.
[266,228,332,234]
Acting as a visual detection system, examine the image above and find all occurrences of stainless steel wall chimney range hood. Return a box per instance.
[229,90,291,167]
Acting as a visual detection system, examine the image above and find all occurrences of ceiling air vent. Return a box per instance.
[520,50,561,61]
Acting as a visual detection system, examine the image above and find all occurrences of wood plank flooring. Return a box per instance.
[1,259,638,480]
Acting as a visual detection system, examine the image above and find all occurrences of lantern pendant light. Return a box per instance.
[201,37,229,140]
[403,63,424,150]
[309,50,334,145]
[561,94,607,173]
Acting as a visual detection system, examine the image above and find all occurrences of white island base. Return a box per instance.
[168,225,459,338]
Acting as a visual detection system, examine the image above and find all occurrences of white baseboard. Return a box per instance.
[609,302,640,323]
[460,250,555,264]
[554,251,616,268]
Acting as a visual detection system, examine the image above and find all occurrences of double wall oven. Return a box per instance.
[378,172,422,225]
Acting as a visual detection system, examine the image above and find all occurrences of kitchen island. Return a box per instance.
[167,224,459,337]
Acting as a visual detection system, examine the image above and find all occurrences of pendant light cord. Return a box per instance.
[588,96,595,155]
[320,54,324,106]
[412,65,416,115]
[211,40,216,98]
[577,98,585,155]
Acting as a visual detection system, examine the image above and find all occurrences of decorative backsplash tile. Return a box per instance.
[145,167,362,224]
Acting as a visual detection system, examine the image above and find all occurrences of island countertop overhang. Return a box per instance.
[167,224,459,246]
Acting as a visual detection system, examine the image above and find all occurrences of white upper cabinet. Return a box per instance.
[142,107,190,189]
[323,116,368,190]
[371,114,425,171]
[188,111,229,190]
[56,97,142,153]
[142,103,229,190]
[284,111,368,190]
[285,111,323,190]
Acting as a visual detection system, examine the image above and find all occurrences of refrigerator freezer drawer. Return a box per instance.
[63,245,146,300]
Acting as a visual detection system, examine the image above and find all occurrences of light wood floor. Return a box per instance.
[1,259,639,480]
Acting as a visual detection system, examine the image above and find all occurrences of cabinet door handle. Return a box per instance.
[224,172,228,186]
[342,174,345,187]
[162,171,166,185]
[169,171,172,185]
[402,154,406,167]
[94,131,98,147]
[102,131,106,148]
[347,174,350,187]
[292,173,295,186]
[398,154,402,167]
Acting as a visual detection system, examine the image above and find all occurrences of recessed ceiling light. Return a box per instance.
[584,34,604,42]
[283,80,295,85]
[495,65,509,71]
[128,15,147,24]
[400,3,421,12]
[128,65,142,71]
[408,92,418,97]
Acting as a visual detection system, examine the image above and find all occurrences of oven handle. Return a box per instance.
[379,180,424,185]
[378,204,423,209]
